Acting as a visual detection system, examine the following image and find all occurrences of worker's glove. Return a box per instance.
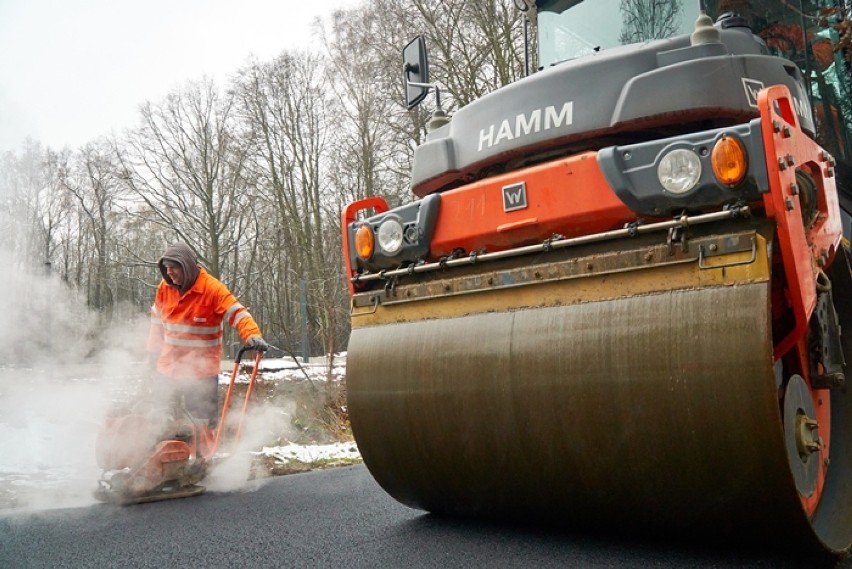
[246,335,269,352]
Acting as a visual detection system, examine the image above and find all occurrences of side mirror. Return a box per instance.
[402,36,430,109]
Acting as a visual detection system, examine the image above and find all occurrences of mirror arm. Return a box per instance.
[406,80,442,111]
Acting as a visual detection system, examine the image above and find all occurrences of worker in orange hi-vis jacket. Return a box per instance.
[146,242,268,427]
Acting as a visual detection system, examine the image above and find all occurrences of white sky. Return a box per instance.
[0,0,362,154]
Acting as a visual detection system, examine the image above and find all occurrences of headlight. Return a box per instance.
[711,135,747,186]
[377,218,404,255]
[658,149,701,194]
[355,224,374,260]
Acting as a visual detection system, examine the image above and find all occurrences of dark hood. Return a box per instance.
[159,242,200,295]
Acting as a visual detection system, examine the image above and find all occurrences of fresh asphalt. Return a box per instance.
[0,464,848,568]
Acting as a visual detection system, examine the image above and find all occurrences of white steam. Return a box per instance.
[0,249,150,511]
[205,389,296,493]
[0,248,348,510]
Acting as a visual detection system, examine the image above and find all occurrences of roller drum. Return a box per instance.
[348,249,852,552]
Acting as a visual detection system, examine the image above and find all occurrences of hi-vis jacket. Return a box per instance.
[146,268,261,378]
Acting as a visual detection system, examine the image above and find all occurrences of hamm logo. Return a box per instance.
[502,182,527,212]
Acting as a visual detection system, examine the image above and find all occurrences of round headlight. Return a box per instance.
[377,218,404,255]
[658,149,701,194]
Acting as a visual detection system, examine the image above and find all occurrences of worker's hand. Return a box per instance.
[246,335,269,352]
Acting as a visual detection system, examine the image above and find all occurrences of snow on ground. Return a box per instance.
[219,354,347,384]
[260,441,361,464]
[0,354,359,512]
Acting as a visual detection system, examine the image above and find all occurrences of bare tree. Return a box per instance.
[619,0,683,44]
[233,52,338,355]
[0,0,548,356]
[117,78,250,280]
[59,139,125,314]
[409,0,527,107]
[0,142,74,272]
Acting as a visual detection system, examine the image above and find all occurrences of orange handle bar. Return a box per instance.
[212,348,264,455]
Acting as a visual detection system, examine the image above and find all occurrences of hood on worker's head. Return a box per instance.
[158,242,200,295]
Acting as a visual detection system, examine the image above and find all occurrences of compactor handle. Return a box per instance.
[213,348,264,454]
[234,343,268,364]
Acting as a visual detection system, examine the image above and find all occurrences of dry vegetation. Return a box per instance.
[219,374,358,479]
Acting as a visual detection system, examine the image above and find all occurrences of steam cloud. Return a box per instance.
[0,248,150,511]
[0,248,300,511]
[205,400,295,493]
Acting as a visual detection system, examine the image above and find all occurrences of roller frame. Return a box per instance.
[342,86,852,555]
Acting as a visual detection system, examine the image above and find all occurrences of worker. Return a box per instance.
[146,242,268,425]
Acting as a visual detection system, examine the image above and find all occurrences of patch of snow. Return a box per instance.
[218,356,346,385]
[259,441,361,464]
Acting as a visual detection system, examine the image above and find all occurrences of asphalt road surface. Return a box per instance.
[1,465,849,568]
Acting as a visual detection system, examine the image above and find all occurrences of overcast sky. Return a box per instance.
[0,0,362,154]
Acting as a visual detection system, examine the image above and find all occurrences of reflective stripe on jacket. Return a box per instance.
[146,267,261,378]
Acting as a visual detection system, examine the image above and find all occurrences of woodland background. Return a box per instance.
[1,0,849,361]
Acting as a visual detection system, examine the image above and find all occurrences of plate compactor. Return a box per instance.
[94,348,263,505]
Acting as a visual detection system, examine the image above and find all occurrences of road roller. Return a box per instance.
[340,1,852,555]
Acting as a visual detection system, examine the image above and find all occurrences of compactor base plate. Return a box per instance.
[94,483,206,506]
